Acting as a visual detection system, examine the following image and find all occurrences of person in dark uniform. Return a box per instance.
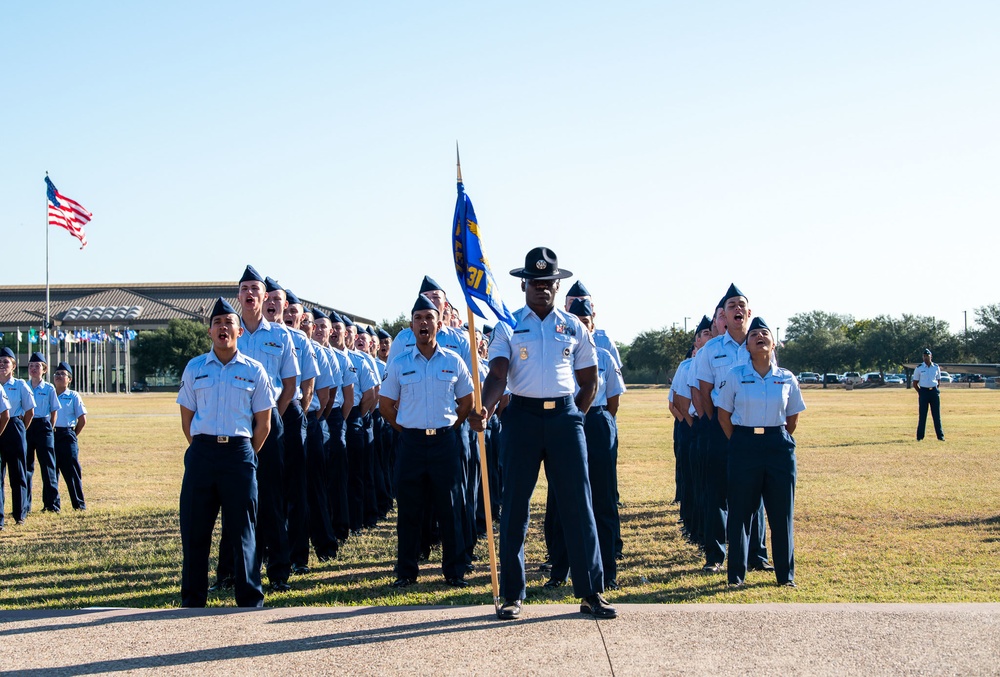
[913,348,944,441]
[0,385,10,528]
[380,295,474,588]
[717,317,804,588]
[0,347,35,528]
[52,362,87,511]
[471,247,616,620]
[177,298,274,607]
[26,352,61,513]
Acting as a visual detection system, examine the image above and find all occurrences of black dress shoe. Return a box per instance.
[391,577,416,588]
[937,436,945,441]
[748,562,775,572]
[782,581,797,588]
[702,563,722,573]
[270,580,291,592]
[208,576,235,592]
[464,563,475,574]
[291,564,310,575]
[497,599,522,620]
[605,580,621,591]
[445,577,469,588]
[543,578,565,589]
[580,593,617,619]
[727,581,744,589]
[537,561,552,572]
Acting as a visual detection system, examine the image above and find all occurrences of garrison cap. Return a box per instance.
[748,316,770,332]
[419,276,444,294]
[329,310,344,324]
[1,347,16,360]
[719,283,747,307]
[56,361,73,374]
[264,276,284,294]
[412,295,438,314]
[312,308,329,321]
[923,348,932,355]
[284,289,302,306]
[239,265,264,284]
[210,297,239,319]
[483,324,493,335]
[567,280,591,297]
[365,326,376,337]
[376,328,391,340]
[29,351,46,363]
[695,315,712,334]
[510,247,573,280]
[341,315,355,328]
[568,298,594,318]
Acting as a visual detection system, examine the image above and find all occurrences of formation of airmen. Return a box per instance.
[0,349,88,531]
[177,252,632,619]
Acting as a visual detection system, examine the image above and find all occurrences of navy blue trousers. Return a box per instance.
[726,427,796,585]
[362,413,379,527]
[548,406,620,585]
[54,428,86,510]
[180,436,263,607]
[394,427,465,581]
[297,411,338,564]
[499,397,603,600]
[345,410,366,531]
[461,421,479,559]
[372,411,392,516]
[917,388,944,440]
[283,402,310,567]
[325,408,350,539]
[26,418,59,512]
[0,417,28,526]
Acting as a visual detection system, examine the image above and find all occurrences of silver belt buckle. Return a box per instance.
[217,436,230,443]
[753,428,765,435]
[543,401,556,410]
[425,429,437,436]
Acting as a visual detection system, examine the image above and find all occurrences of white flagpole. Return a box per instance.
[45,173,52,367]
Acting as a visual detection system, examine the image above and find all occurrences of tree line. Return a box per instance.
[619,303,1000,385]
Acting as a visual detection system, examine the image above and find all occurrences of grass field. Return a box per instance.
[1,387,998,609]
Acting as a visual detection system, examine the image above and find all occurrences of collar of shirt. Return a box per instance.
[241,315,271,334]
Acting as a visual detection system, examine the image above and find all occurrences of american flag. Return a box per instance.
[45,176,92,249]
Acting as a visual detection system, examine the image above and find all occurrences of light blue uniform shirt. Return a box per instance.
[348,350,378,407]
[594,329,623,368]
[309,342,335,413]
[2,377,36,417]
[389,325,474,374]
[381,344,474,429]
[329,346,358,408]
[238,316,299,399]
[589,347,625,407]
[30,380,60,420]
[690,331,750,406]
[489,306,598,398]
[670,358,696,416]
[0,387,9,415]
[177,349,276,438]
[286,325,320,399]
[913,362,941,388]
[716,363,806,427]
[56,390,87,429]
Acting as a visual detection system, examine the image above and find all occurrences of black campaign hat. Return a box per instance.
[509,247,573,280]
[567,280,590,297]
[285,289,302,306]
[264,276,284,294]
[568,298,594,318]
[240,265,264,284]
[412,295,438,314]
[56,361,72,374]
[210,297,239,319]
[419,276,444,294]
[695,315,712,334]
[29,351,46,363]
[748,317,770,332]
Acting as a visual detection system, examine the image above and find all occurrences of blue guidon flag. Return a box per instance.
[452,160,515,328]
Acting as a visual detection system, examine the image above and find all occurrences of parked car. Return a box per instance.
[959,373,985,383]
[863,372,883,384]
[842,372,863,385]
[884,374,904,384]
[939,372,953,383]
[798,372,821,384]
[823,373,841,384]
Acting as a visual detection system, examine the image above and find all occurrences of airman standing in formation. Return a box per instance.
[0,347,34,529]
[26,352,61,513]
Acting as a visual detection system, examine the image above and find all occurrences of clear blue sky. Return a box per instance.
[3,2,997,342]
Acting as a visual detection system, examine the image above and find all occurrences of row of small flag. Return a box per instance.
[0,329,137,344]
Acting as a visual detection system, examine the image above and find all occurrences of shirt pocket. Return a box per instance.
[510,332,540,362]
[399,370,422,400]
[435,370,459,401]
[192,377,217,410]
[229,376,255,412]
[260,343,283,373]
[553,332,576,362]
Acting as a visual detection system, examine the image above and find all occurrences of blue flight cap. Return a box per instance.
[285,289,302,306]
[264,276,284,294]
[210,297,239,319]
[419,275,444,294]
[748,316,770,332]
[567,280,590,297]
[568,298,594,318]
[240,265,264,283]
[312,308,329,321]
[329,310,344,324]
[483,324,493,334]
[365,326,375,336]
[376,328,391,340]
[720,283,747,308]
[29,351,46,363]
[341,315,355,327]
[56,361,73,374]
[923,348,932,355]
[0,347,16,360]
[695,315,712,334]
[412,295,438,314]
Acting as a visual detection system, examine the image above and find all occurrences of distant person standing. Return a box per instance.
[913,348,944,442]
[0,347,35,528]
[53,362,87,511]
[26,352,61,513]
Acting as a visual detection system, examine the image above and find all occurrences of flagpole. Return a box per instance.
[45,173,51,367]
[456,145,501,612]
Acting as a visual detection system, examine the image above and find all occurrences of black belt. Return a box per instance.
[511,395,573,411]
[402,426,454,436]
[588,405,607,413]
[11,415,23,421]
[734,425,785,435]
[193,434,250,444]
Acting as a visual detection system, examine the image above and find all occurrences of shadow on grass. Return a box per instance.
[916,514,1000,543]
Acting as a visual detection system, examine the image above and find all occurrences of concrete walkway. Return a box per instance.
[2,603,999,675]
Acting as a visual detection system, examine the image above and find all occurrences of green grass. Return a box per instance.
[1,387,998,608]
